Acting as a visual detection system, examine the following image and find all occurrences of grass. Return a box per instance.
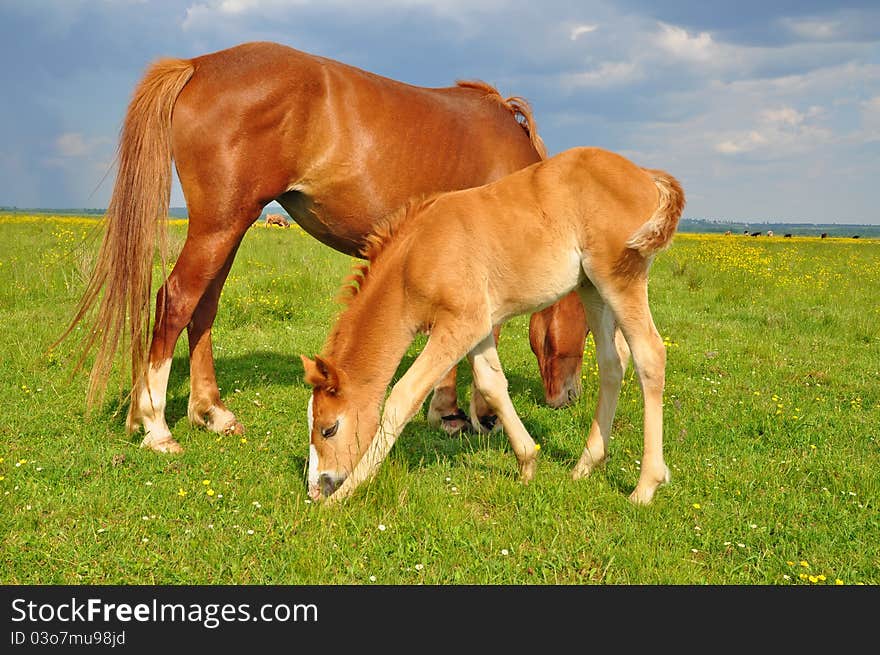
[0,213,877,585]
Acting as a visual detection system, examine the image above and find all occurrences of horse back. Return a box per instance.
[170,42,543,253]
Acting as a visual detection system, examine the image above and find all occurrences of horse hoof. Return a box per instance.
[472,414,498,434]
[141,435,183,454]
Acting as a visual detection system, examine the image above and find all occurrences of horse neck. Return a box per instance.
[323,265,416,404]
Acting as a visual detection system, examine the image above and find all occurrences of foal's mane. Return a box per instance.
[336,194,441,307]
[333,81,545,309]
[456,80,547,159]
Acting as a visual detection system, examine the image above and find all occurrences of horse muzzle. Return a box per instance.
[309,472,346,500]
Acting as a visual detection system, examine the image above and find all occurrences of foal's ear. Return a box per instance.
[300,355,341,394]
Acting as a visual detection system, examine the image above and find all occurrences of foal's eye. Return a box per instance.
[321,421,339,439]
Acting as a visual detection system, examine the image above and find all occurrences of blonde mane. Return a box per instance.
[336,194,442,306]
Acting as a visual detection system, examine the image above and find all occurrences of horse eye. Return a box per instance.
[321,421,339,439]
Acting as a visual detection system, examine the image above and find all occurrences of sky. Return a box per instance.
[1,0,879,224]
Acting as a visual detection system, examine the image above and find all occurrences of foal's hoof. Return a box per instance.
[518,453,538,484]
[571,448,606,480]
[628,465,671,506]
[222,420,245,436]
[141,434,183,454]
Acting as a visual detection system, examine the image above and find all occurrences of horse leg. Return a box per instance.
[598,278,670,505]
[326,318,487,505]
[128,219,254,452]
[186,245,244,435]
[427,323,501,435]
[467,334,539,482]
[467,324,502,434]
[572,285,624,479]
[426,368,471,434]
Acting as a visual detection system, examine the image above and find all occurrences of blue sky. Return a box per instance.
[1,1,879,223]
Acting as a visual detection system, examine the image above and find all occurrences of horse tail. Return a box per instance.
[625,170,686,257]
[456,80,548,159]
[57,57,195,408]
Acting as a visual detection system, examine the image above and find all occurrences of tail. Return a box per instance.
[56,57,194,408]
[456,80,548,159]
[625,170,686,257]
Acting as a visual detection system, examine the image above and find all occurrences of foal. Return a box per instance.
[302,146,685,505]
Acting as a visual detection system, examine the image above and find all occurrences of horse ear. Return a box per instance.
[300,355,341,394]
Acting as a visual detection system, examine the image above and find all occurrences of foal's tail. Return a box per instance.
[456,80,548,159]
[625,170,686,257]
[56,58,195,408]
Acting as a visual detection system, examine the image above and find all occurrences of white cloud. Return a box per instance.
[714,105,833,157]
[761,107,805,126]
[182,0,504,30]
[560,61,640,89]
[715,131,768,155]
[783,18,839,41]
[56,133,90,157]
[655,22,716,62]
[570,24,598,41]
[861,95,880,141]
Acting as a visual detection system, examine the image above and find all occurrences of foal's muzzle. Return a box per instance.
[318,473,344,498]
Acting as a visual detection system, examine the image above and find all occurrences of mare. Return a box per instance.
[59,41,587,453]
[302,146,685,505]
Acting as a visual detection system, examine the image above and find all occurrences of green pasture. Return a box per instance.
[0,214,877,584]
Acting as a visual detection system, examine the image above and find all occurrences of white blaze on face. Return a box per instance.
[307,395,320,498]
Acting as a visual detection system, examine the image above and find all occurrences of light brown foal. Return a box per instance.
[303,146,684,505]
[59,41,588,452]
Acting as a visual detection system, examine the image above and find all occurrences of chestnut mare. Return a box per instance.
[60,41,587,453]
[303,147,684,506]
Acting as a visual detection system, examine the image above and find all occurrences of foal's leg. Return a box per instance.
[186,244,244,435]
[427,324,502,435]
[128,220,254,452]
[467,334,539,482]
[601,279,670,504]
[326,320,486,505]
[572,285,625,479]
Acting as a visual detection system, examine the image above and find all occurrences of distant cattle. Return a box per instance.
[266,213,290,228]
[724,230,732,236]
[750,231,761,237]
[766,230,774,237]
[784,233,792,238]
[852,235,860,239]
[821,233,828,239]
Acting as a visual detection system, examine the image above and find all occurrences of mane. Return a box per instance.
[456,80,548,159]
[335,194,442,307]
